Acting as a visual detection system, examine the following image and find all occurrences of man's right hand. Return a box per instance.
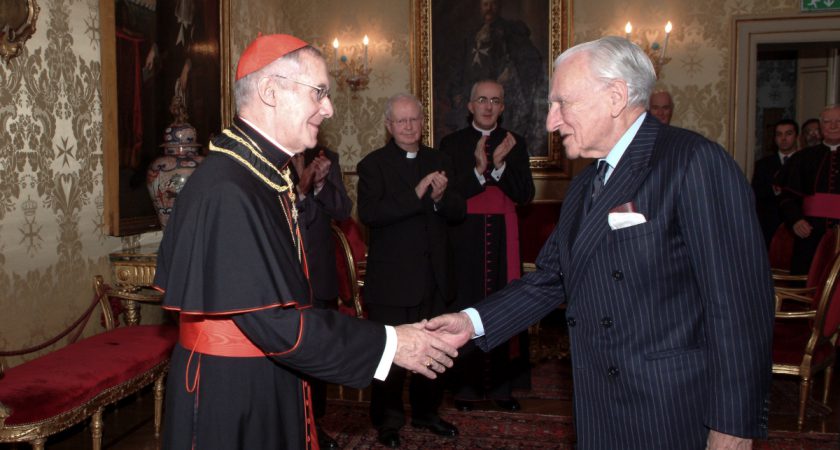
[424,312,475,350]
[792,219,813,238]
[393,322,458,379]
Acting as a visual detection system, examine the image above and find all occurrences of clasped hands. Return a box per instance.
[392,313,476,379]
[474,132,516,174]
[292,151,331,195]
[415,171,448,203]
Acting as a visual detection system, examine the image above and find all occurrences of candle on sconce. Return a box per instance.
[332,38,339,70]
[660,21,672,62]
[363,35,369,72]
[624,22,632,41]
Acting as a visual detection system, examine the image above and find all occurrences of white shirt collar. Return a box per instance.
[597,112,646,183]
[238,116,295,157]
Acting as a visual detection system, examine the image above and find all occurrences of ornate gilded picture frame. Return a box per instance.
[411,0,572,176]
[0,0,40,63]
[100,0,232,236]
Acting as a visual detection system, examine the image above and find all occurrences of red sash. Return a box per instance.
[803,193,840,220]
[179,315,264,357]
[466,186,521,282]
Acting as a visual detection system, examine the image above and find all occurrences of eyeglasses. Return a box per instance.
[472,96,503,105]
[388,117,421,127]
[270,75,331,102]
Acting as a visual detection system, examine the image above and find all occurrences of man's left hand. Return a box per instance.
[492,132,516,169]
[311,151,331,191]
[430,171,448,203]
[706,430,752,450]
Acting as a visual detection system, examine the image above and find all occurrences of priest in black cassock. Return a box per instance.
[777,104,840,274]
[153,34,458,450]
[439,79,534,412]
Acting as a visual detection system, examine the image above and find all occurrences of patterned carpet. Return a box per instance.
[319,343,839,449]
[319,399,839,450]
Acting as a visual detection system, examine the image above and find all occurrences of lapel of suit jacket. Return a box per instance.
[567,115,659,291]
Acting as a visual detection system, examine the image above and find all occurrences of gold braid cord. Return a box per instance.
[209,129,302,260]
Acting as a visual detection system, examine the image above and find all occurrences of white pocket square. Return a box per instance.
[608,212,647,230]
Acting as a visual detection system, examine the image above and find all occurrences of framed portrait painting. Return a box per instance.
[100,0,232,236]
[412,0,572,176]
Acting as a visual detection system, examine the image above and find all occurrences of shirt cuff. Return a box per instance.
[462,308,485,338]
[474,167,487,186]
[374,325,398,380]
[490,163,506,181]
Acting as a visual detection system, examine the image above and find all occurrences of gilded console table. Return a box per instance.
[109,244,162,325]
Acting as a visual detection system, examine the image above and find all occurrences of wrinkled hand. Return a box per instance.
[474,135,488,174]
[706,430,752,450]
[792,219,812,238]
[429,171,448,203]
[492,132,516,169]
[393,321,458,379]
[425,312,474,350]
[311,151,331,190]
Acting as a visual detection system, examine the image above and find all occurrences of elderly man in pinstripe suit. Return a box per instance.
[427,36,774,450]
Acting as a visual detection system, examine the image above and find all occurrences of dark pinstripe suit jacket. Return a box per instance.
[474,114,775,449]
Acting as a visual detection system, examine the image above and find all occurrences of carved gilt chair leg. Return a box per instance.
[154,373,165,437]
[91,407,104,450]
[797,377,811,431]
[30,438,46,450]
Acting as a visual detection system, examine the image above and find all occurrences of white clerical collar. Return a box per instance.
[406,151,418,159]
[825,142,840,152]
[238,116,295,157]
[472,121,497,136]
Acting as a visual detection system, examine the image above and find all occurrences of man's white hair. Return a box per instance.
[554,36,656,109]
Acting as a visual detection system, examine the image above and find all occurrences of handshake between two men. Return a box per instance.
[391,313,476,379]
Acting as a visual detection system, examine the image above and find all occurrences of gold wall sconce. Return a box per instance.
[328,35,372,93]
[624,21,672,79]
[0,0,40,64]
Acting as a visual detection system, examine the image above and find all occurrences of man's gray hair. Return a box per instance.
[233,46,324,112]
[554,36,656,109]
[384,93,424,120]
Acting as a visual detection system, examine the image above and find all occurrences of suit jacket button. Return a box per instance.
[607,366,619,377]
[612,270,623,280]
[601,317,613,328]
[566,317,576,327]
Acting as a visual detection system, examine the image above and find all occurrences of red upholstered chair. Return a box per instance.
[772,249,840,430]
[335,217,367,285]
[768,224,795,273]
[516,201,562,273]
[774,228,837,310]
[331,221,365,319]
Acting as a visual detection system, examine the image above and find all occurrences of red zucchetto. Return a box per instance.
[236,33,309,81]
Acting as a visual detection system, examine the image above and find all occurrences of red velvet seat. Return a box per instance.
[0,276,178,450]
[774,228,837,310]
[0,325,177,426]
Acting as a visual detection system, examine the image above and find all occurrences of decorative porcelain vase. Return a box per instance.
[146,122,204,227]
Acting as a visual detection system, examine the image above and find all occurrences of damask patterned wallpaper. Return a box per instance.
[0,0,809,367]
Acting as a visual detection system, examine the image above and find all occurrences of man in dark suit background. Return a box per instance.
[289,145,353,449]
[752,119,798,248]
[427,36,774,450]
[357,93,466,448]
